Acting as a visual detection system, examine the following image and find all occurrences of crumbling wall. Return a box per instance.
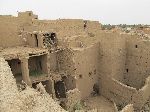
[0,12,101,48]
[100,76,137,109]
[125,35,150,89]
[73,43,100,99]
[57,48,76,76]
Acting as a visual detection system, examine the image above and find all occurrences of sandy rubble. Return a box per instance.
[0,57,67,112]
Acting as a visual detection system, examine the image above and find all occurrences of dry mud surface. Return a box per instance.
[84,96,116,112]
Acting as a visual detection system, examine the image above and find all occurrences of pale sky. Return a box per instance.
[0,0,150,25]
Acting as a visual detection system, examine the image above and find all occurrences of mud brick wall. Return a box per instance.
[73,43,100,99]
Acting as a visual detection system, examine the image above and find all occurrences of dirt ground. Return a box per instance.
[83,96,116,112]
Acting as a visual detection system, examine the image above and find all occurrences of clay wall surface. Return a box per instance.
[125,35,150,89]
[85,20,102,33]
[0,11,41,48]
[132,76,150,109]
[100,76,137,107]
[63,75,76,91]
[41,54,48,74]
[48,52,58,72]
[27,34,37,47]
[57,48,76,76]
[73,43,100,99]
[0,12,37,48]
[6,59,22,75]
[33,19,101,38]
[0,11,101,48]
[99,33,126,82]
[18,11,37,20]
[0,16,25,47]
[33,19,84,37]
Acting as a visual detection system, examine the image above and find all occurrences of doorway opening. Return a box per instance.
[54,80,66,98]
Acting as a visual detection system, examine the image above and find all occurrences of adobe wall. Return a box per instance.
[33,19,85,37]
[33,19,101,38]
[124,35,150,89]
[99,33,138,108]
[85,20,102,33]
[99,33,126,82]
[57,48,76,76]
[0,11,101,48]
[132,76,150,110]
[6,59,22,75]
[48,52,58,72]
[0,11,41,48]
[28,57,38,72]
[0,12,37,48]
[0,16,25,47]
[99,34,150,110]
[72,43,100,99]
[100,76,137,108]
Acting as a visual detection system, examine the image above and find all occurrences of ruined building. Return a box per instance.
[0,11,150,111]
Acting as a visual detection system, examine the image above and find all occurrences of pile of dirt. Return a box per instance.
[0,57,66,112]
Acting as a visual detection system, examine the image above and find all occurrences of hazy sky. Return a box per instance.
[0,0,150,24]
